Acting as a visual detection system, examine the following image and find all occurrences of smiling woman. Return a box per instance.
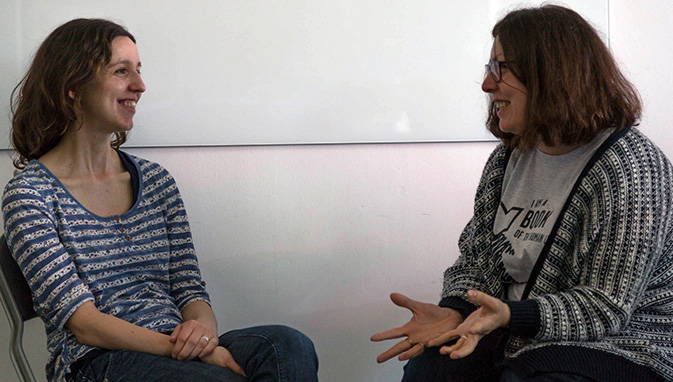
[481,36,528,137]
[371,5,673,382]
[9,19,137,169]
[75,36,145,136]
[3,18,318,382]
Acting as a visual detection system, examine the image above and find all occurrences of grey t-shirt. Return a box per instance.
[494,129,614,300]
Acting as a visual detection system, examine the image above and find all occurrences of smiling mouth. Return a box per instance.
[121,100,137,109]
[495,101,509,111]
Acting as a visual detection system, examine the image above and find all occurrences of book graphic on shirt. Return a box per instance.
[492,203,523,257]
[493,200,555,258]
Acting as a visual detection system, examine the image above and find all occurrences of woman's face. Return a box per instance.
[77,36,146,134]
[481,36,528,136]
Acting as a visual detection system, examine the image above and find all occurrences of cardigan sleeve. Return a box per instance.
[525,131,673,342]
[440,145,512,313]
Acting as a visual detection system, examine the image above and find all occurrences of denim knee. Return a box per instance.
[219,324,318,382]
[257,325,318,366]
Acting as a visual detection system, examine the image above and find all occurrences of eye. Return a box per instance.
[114,67,128,76]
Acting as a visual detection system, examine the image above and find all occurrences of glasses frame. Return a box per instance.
[484,60,516,82]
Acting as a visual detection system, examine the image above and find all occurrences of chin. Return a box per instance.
[498,123,522,136]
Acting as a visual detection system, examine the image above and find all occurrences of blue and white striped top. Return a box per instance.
[2,152,210,382]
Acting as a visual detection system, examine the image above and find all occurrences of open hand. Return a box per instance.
[370,293,463,363]
[427,290,510,359]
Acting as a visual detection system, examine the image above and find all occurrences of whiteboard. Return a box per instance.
[0,0,608,148]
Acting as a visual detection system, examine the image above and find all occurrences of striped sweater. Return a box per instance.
[2,153,210,382]
[440,127,673,381]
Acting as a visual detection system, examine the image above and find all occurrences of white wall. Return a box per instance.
[2,1,672,381]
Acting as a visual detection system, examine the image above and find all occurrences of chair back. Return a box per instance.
[0,234,38,382]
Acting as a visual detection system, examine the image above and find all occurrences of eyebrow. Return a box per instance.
[108,59,142,68]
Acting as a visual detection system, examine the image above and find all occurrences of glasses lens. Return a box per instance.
[490,61,500,82]
[485,61,500,82]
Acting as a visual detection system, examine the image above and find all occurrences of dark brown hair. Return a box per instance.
[10,18,135,168]
[487,5,641,150]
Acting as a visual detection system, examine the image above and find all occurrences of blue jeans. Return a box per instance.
[73,325,318,382]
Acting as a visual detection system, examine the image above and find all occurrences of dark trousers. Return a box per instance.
[402,329,595,382]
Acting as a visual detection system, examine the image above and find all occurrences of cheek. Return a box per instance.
[515,96,527,118]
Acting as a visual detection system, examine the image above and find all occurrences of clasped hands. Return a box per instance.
[169,319,246,376]
[370,290,510,362]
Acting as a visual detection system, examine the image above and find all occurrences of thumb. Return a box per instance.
[466,290,494,307]
[390,293,416,311]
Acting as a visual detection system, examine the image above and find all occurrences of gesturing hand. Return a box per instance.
[427,290,510,359]
[370,293,463,363]
[201,346,247,377]
[169,319,218,361]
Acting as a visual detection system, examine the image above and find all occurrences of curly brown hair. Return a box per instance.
[487,5,641,151]
[10,18,135,168]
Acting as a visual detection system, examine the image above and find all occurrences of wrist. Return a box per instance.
[159,333,175,357]
[503,299,540,338]
[502,302,511,328]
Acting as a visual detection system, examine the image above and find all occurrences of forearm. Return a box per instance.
[181,300,218,334]
[66,301,173,356]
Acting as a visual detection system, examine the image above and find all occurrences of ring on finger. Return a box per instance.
[201,335,211,343]
[459,334,468,340]
[407,338,427,349]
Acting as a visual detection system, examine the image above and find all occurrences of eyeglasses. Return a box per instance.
[484,60,515,82]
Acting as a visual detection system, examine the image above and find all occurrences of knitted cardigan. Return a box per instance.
[440,127,673,381]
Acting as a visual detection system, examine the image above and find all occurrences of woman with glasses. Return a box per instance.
[372,5,673,382]
[3,19,318,382]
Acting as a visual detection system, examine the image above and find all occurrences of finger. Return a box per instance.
[170,324,182,343]
[173,327,197,359]
[198,337,219,358]
[183,334,210,361]
[398,343,425,361]
[438,335,467,355]
[427,331,462,347]
[376,339,413,363]
[371,326,407,342]
[450,338,478,359]
[224,355,247,377]
[442,336,478,359]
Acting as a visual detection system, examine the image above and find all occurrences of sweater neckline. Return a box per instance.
[29,150,144,221]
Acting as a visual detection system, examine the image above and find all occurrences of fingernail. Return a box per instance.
[468,290,477,298]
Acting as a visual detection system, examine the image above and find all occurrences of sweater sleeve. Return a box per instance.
[2,178,94,330]
[528,131,673,342]
[152,166,211,311]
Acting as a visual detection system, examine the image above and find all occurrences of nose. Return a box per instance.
[130,72,146,94]
[481,72,498,93]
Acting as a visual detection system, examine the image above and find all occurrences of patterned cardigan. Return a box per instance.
[440,127,673,381]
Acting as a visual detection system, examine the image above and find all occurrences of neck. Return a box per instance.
[39,125,122,179]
